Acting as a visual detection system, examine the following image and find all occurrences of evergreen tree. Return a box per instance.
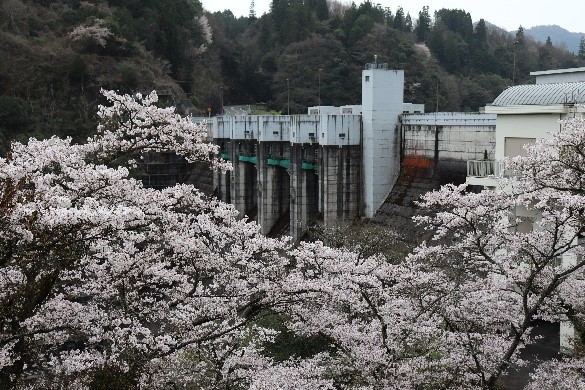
[578,36,585,59]
[473,19,488,48]
[249,0,256,19]
[307,0,328,21]
[393,6,405,31]
[470,19,495,73]
[434,8,473,42]
[515,25,525,44]
[383,7,393,26]
[270,0,289,43]
[404,13,412,32]
[348,14,375,46]
[414,6,431,42]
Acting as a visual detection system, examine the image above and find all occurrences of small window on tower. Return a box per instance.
[365,76,370,82]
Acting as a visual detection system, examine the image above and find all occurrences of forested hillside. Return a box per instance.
[1,0,585,153]
[0,0,210,153]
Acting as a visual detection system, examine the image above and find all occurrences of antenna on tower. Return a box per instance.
[249,0,256,19]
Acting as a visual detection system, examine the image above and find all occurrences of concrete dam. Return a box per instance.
[143,64,496,241]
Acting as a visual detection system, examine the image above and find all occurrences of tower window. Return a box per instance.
[365,76,370,82]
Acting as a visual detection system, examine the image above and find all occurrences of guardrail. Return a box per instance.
[466,160,505,178]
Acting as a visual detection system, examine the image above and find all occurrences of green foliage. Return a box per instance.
[88,365,137,390]
[404,13,412,32]
[270,0,316,45]
[348,14,375,46]
[435,8,473,42]
[0,0,194,148]
[307,0,328,21]
[272,35,356,113]
[68,55,87,85]
[473,19,488,49]
[0,95,29,133]
[393,6,405,31]
[119,61,141,91]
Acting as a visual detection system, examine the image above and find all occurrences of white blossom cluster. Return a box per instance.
[193,15,213,55]
[68,19,113,48]
[197,15,213,45]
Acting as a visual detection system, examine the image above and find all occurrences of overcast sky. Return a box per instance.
[200,0,585,33]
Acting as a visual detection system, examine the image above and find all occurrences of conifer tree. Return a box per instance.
[578,36,585,59]
[415,6,431,42]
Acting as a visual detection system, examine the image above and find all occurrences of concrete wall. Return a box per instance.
[308,106,338,114]
[341,105,362,114]
[319,115,361,146]
[211,133,360,239]
[214,113,359,146]
[258,116,291,142]
[402,113,497,162]
[291,115,320,144]
[403,103,425,113]
[210,77,495,238]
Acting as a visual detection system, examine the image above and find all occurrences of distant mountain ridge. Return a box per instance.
[524,25,584,53]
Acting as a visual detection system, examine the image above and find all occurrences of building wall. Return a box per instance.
[494,113,563,160]
[533,69,585,84]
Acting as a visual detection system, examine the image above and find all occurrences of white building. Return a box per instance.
[466,67,585,352]
[467,71,585,188]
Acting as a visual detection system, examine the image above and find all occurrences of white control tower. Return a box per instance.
[361,63,404,217]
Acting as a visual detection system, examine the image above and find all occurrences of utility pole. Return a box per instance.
[286,78,290,115]
[435,76,439,112]
[318,68,322,114]
[220,84,224,116]
[513,49,516,84]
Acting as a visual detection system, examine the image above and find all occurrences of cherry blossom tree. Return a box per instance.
[0,90,288,388]
[68,19,113,48]
[255,112,585,388]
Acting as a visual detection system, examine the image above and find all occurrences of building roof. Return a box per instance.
[492,82,585,106]
[530,67,585,76]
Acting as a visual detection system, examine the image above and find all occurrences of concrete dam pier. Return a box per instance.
[213,114,361,239]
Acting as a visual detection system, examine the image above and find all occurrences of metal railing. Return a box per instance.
[467,160,505,178]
